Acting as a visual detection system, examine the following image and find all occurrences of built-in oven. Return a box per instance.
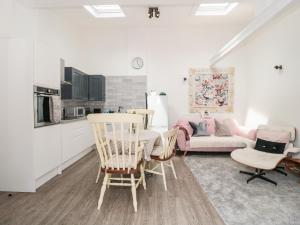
[34,86,61,128]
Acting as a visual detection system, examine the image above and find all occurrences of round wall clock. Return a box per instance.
[131,57,144,70]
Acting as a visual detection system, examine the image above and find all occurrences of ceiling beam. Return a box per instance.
[210,0,295,67]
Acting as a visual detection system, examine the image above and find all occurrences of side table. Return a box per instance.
[284,157,300,177]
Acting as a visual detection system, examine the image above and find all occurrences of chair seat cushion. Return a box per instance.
[151,145,164,156]
[231,148,285,170]
[105,155,138,169]
[190,135,249,149]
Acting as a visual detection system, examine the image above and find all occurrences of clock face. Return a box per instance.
[131,57,144,70]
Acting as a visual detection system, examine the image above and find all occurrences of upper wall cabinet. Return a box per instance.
[61,67,89,100]
[89,75,106,101]
[34,42,60,89]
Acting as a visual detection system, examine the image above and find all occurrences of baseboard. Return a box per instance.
[35,145,95,189]
[35,167,61,189]
[61,145,95,171]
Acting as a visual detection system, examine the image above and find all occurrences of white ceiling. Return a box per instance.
[19,0,262,28]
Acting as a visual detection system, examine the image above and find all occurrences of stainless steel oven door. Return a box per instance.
[34,93,58,128]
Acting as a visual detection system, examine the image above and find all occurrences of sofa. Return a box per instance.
[175,115,257,155]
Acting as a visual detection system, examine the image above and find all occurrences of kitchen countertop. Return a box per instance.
[61,117,87,124]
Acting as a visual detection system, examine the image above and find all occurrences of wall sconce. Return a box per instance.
[274,65,283,70]
[148,7,160,19]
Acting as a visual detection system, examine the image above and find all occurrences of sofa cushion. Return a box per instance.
[190,135,249,149]
[202,117,215,134]
[215,120,232,137]
[189,121,210,136]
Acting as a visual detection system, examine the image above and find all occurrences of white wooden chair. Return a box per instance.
[127,109,155,130]
[145,128,178,191]
[87,113,146,212]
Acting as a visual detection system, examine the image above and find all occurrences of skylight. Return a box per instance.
[83,5,125,18]
[194,2,239,16]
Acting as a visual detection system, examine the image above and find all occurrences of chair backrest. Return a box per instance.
[87,113,144,171]
[160,128,178,159]
[127,109,155,130]
[257,125,296,142]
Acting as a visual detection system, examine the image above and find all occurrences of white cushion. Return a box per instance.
[257,125,296,142]
[105,155,138,169]
[151,145,164,156]
[231,148,285,170]
[189,135,250,149]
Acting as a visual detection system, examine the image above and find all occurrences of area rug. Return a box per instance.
[184,154,300,225]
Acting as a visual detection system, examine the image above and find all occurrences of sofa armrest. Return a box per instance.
[176,129,189,151]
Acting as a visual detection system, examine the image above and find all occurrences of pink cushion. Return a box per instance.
[256,130,290,144]
[202,117,215,134]
[223,118,240,135]
[174,119,193,136]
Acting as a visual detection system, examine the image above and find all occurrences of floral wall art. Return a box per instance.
[189,68,234,113]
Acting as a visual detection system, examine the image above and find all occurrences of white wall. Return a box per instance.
[81,26,245,126]
[34,9,88,88]
[217,4,300,146]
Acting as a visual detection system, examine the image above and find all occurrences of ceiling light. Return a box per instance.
[84,5,125,18]
[194,2,239,16]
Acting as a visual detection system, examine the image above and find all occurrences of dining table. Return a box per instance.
[105,130,162,161]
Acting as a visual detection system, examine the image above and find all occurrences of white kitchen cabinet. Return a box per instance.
[33,124,61,180]
[61,120,94,164]
[34,41,60,89]
[34,120,94,189]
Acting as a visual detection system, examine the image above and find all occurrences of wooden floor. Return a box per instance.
[0,151,224,225]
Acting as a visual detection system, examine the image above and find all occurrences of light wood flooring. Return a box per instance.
[0,150,224,225]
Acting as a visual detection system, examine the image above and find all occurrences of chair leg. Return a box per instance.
[183,151,188,156]
[161,162,167,191]
[240,169,277,186]
[98,173,109,210]
[170,160,177,179]
[240,171,255,176]
[131,174,137,212]
[259,175,277,186]
[95,167,101,184]
[140,163,146,190]
[107,174,112,188]
[247,174,261,183]
[274,168,288,176]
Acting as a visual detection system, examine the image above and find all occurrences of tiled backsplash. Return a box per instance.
[61,76,147,114]
[104,76,147,112]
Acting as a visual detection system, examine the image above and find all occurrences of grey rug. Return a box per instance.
[184,154,300,225]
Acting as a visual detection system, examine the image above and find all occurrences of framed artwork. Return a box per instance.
[189,67,234,113]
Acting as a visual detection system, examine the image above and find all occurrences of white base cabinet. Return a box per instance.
[34,124,61,180]
[61,120,94,163]
[33,120,94,189]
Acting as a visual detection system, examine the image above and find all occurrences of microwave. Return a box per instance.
[64,107,86,118]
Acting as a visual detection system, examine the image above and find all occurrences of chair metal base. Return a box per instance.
[274,166,288,176]
[239,169,278,186]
